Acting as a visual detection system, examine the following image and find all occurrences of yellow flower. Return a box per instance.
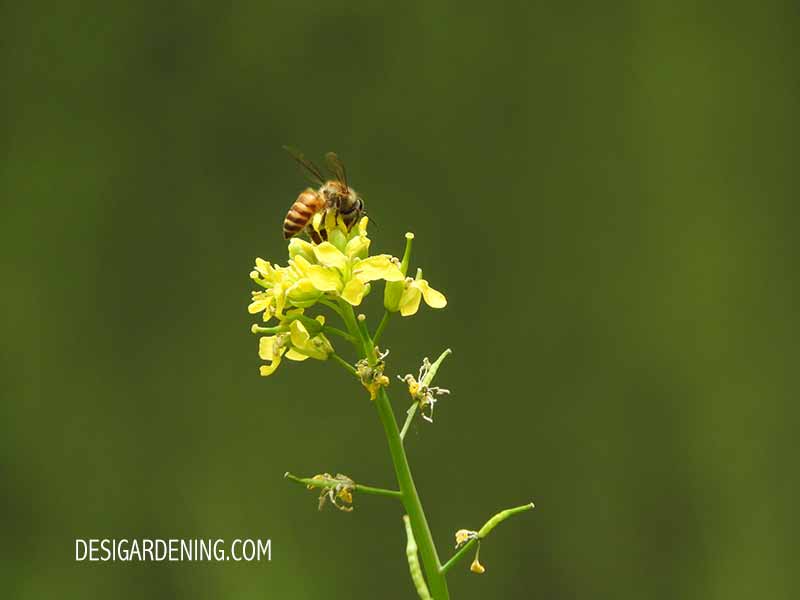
[248,256,323,321]
[248,260,294,321]
[258,332,305,376]
[294,233,403,307]
[398,271,447,317]
[383,231,447,317]
[289,318,333,360]
[257,317,332,376]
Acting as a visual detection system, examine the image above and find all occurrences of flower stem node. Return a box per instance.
[309,473,355,512]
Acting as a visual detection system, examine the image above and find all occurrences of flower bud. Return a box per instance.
[286,279,322,307]
[328,228,348,253]
[288,238,316,263]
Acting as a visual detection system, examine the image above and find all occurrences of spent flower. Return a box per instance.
[356,347,391,400]
[307,473,355,512]
[400,356,451,422]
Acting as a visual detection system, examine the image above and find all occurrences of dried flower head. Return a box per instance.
[400,357,450,422]
[356,348,391,400]
[309,473,355,512]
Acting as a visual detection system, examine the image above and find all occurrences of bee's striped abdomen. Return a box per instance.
[283,189,325,239]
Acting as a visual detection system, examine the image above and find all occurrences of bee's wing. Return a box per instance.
[283,146,325,185]
[324,152,348,189]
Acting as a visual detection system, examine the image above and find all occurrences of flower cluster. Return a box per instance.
[248,217,446,376]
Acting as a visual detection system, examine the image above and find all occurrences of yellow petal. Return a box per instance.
[415,279,447,309]
[304,264,342,292]
[259,362,281,376]
[254,258,273,277]
[273,284,287,319]
[324,209,343,235]
[289,320,311,348]
[286,279,322,307]
[328,228,348,252]
[288,238,316,262]
[345,235,370,259]
[399,286,422,316]
[311,211,324,233]
[341,278,366,306]
[248,294,271,314]
[313,242,348,270]
[353,255,403,282]
[285,349,309,361]
[357,216,369,236]
[258,336,276,360]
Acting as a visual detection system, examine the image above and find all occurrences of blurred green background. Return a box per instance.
[2,1,797,598]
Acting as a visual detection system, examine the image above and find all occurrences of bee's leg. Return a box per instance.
[308,228,323,244]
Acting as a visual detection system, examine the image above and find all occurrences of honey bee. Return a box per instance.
[282,147,364,242]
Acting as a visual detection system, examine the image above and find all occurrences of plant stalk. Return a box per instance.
[374,388,450,599]
[339,300,450,599]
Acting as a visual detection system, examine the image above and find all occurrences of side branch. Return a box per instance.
[440,502,535,575]
[284,472,402,499]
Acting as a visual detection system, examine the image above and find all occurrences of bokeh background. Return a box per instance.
[2,1,797,598]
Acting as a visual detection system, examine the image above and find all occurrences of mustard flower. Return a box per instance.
[293,221,404,306]
[257,316,333,376]
[383,232,447,316]
[248,259,322,321]
[398,269,447,316]
[249,217,405,325]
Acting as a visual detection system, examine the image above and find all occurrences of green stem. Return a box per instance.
[318,297,345,319]
[372,310,391,347]
[250,324,288,335]
[374,388,449,598]
[355,315,373,349]
[439,502,535,575]
[338,299,372,358]
[400,403,418,441]
[284,472,402,499]
[323,325,357,344]
[330,352,357,377]
[440,538,476,576]
[339,301,450,599]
